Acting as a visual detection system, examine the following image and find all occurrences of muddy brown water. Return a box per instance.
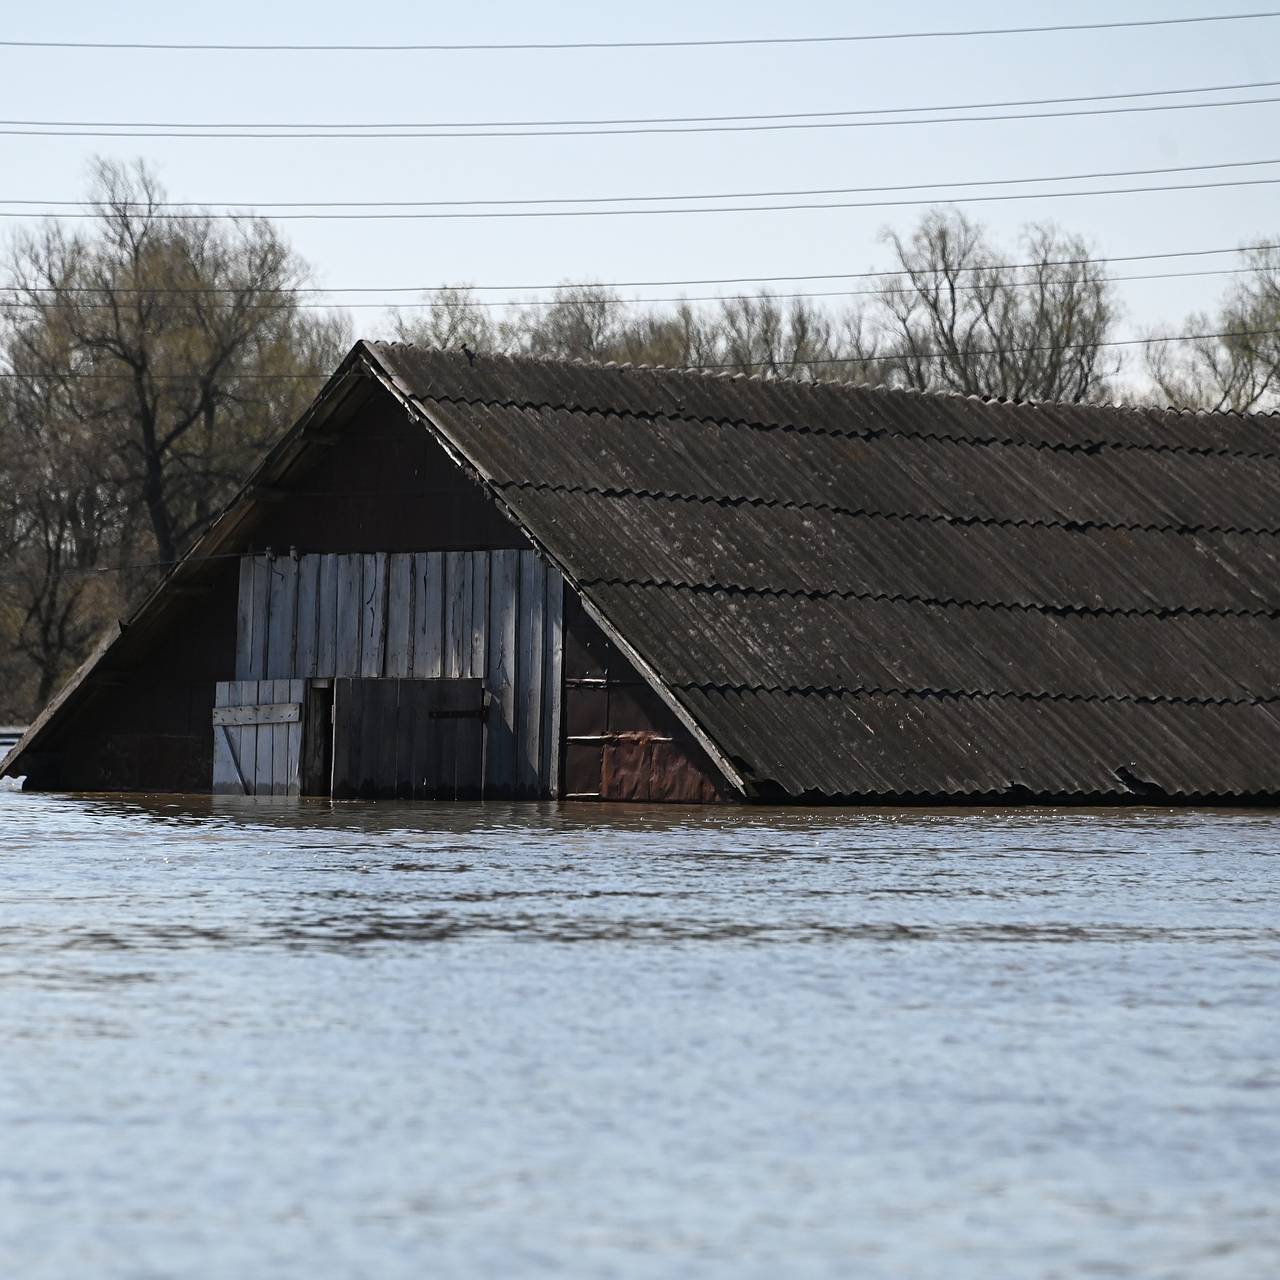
[1,787,1278,1278]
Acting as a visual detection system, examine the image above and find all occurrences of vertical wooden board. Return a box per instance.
[375,679,401,799]
[541,569,565,799]
[452,680,486,801]
[241,556,271,681]
[266,557,299,679]
[286,678,305,795]
[385,554,414,678]
[294,556,321,678]
[427,683,447,801]
[470,552,489,680]
[405,681,434,800]
[231,678,255,797]
[461,553,476,678]
[287,718,304,796]
[412,552,444,679]
[212,681,235,794]
[360,552,388,678]
[485,549,520,797]
[356,677,393,798]
[248,675,273,793]
[354,678,375,798]
[253,679,276,797]
[444,550,466,679]
[335,554,363,676]
[235,557,254,680]
[400,682,419,799]
[270,678,290,795]
[518,553,546,797]
[330,678,353,799]
[393,679,415,800]
[316,554,339,677]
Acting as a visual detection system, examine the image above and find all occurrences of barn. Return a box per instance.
[4,341,1280,804]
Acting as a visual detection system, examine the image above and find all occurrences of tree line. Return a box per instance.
[2,159,1278,721]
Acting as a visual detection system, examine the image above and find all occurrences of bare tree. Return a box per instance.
[0,369,128,709]
[505,286,631,360]
[0,158,349,716]
[392,285,502,354]
[1146,243,1280,412]
[867,210,1120,402]
[4,159,348,564]
[388,213,1120,400]
[708,293,844,377]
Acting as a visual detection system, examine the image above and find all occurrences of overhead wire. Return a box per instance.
[1,241,1275,298]
[5,161,1280,221]
[5,77,1278,131]
[0,266,1264,313]
[7,156,1276,211]
[7,92,1280,137]
[1,11,1276,51]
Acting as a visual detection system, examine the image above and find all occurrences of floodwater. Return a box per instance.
[1,788,1278,1279]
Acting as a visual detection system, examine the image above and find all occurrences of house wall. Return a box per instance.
[235,550,563,798]
[19,386,530,794]
[248,398,526,554]
[27,560,241,792]
[15,384,730,802]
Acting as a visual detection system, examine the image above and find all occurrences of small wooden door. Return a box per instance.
[330,678,486,800]
[212,679,307,796]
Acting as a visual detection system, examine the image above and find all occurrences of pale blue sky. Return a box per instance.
[2,0,1277,350]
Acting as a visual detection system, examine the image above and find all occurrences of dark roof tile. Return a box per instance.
[368,346,1280,800]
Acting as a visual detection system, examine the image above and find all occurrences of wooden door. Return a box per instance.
[212,679,307,796]
[330,678,486,800]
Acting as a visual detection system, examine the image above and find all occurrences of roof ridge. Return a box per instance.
[416,386,1280,463]
[368,340,1280,422]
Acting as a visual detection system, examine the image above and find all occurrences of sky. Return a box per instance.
[2,0,1277,361]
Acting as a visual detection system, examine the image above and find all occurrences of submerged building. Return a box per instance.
[4,342,1280,803]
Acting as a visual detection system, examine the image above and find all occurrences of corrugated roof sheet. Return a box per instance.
[368,342,1280,801]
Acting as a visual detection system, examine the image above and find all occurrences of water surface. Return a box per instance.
[1,789,1278,1278]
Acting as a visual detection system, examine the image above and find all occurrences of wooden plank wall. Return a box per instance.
[212,678,306,796]
[235,551,563,798]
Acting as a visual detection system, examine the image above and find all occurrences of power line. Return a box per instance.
[6,77,1277,131]
[3,242,1274,298]
[1,11,1275,51]
[6,158,1279,220]
[0,266,1261,313]
[0,328,1276,380]
[9,93,1280,138]
[6,174,1280,219]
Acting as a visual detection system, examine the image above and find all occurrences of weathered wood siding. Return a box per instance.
[235,551,563,798]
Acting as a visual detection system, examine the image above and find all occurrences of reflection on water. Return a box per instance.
[1,790,1278,1278]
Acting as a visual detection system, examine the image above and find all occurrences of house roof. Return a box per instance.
[6,339,1280,802]
[368,342,1280,801]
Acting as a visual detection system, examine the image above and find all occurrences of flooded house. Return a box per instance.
[3,342,1280,804]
